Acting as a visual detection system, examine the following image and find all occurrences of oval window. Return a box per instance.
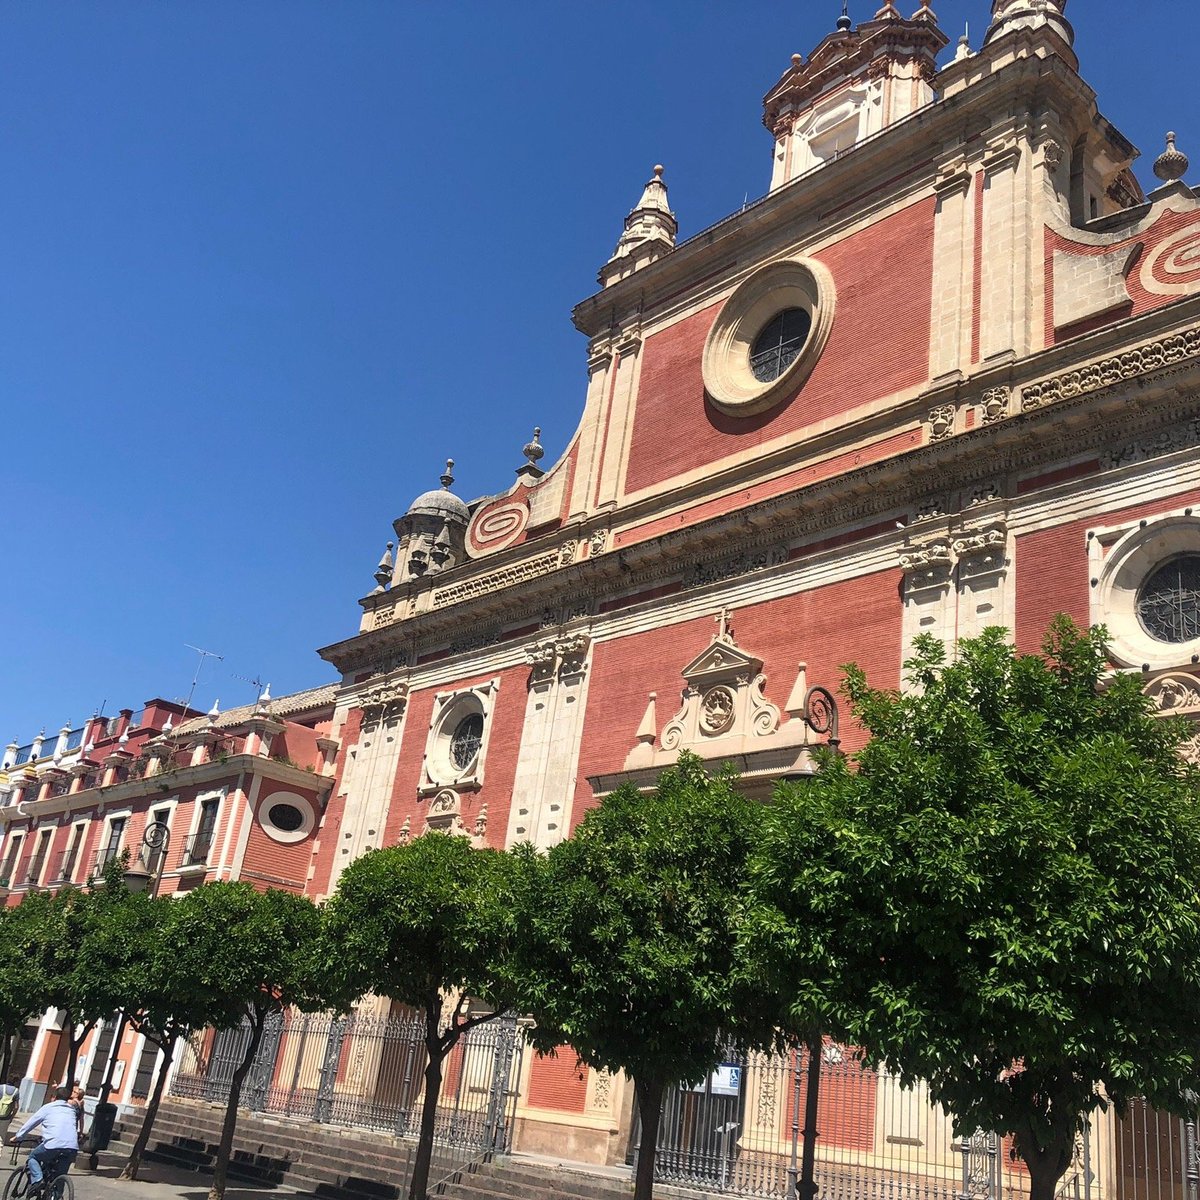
[450,713,484,771]
[749,308,812,383]
[267,802,305,832]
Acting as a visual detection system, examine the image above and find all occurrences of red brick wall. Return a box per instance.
[380,663,530,849]
[573,568,903,827]
[624,199,936,494]
[240,781,322,893]
[526,1048,588,1113]
[1014,486,1200,654]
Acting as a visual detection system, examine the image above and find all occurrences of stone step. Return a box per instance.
[103,1100,731,1200]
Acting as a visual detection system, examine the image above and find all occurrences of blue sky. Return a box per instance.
[0,1,1195,741]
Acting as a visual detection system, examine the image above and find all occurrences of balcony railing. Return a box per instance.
[22,856,48,888]
[93,847,123,876]
[180,831,215,870]
[46,850,78,886]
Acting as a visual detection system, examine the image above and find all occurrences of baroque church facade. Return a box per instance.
[312,0,1200,1162]
[2,0,1200,1183]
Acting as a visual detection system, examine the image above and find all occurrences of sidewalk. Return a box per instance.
[70,1160,318,1200]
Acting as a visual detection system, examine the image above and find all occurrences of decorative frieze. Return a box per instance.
[432,549,560,609]
[1101,416,1200,471]
[682,544,788,590]
[1022,326,1200,412]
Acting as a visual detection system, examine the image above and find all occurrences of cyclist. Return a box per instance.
[10,1086,78,1195]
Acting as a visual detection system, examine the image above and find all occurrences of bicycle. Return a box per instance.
[1,1139,73,1200]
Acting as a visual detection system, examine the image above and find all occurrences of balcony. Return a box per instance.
[21,856,48,890]
[178,832,214,874]
[92,847,123,877]
[45,850,78,887]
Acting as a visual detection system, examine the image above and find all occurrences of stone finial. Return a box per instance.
[374,541,395,590]
[955,24,973,60]
[522,428,544,468]
[1154,132,1190,184]
[207,699,221,720]
[912,0,937,21]
[836,2,851,32]
[874,0,900,18]
[162,717,174,735]
[440,459,455,490]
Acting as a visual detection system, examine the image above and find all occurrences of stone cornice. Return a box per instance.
[0,755,328,828]
[320,315,1200,677]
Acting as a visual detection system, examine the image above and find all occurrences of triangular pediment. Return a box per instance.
[681,637,763,683]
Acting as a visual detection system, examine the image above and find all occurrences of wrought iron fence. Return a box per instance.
[635,1043,1102,1200]
[171,1007,523,1176]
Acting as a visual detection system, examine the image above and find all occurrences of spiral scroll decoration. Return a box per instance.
[466,499,530,558]
[803,685,841,752]
[1141,223,1200,297]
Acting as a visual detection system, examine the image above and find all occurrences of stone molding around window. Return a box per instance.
[701,257,836,418]
[418,679,500,798]
[1091,512,1200,670]
[258,791,316,844]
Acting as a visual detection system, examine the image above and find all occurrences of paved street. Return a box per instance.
[47,1163,320,1200]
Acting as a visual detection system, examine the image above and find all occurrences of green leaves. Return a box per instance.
[511,753,773,1090]
[317,832,519,1018]
[753,619,1200,1189]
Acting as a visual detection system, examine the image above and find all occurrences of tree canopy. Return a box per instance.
[754,619,1200,1200]
[511,754,773,1200]
[318,832,520,1200]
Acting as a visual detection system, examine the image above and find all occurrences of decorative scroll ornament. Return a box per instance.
[928,403,955,441]
[1141,219,1200,297]
[466,499,531,558]
[980,386,1010,424]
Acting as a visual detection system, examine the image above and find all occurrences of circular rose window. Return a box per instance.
[702,257,836,417]
[1137,555,1200,644]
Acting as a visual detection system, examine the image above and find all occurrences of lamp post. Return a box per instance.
[92,819,172,1157]
[121,820,171,898]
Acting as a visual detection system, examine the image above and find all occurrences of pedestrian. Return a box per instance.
[0,1074,18,1139]
[10,1085,79,1194]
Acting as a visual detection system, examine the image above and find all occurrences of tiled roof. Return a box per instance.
[175,683,337,736]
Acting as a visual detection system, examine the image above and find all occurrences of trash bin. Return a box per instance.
[84,1101,117,1168]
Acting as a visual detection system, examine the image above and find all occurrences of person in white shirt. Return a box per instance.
[11,1086,78,1193]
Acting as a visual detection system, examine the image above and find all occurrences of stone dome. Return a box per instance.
[404,459,469,524]
[406,487,469,523]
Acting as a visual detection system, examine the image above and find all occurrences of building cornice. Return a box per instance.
[320,301,1200,678]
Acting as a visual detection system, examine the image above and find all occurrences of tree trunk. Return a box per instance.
[633,1076,665,1200]
[65,1014,94,1090]
[408,1000,446,1200]
[119,1030,175,1181]
[208,1014,266,1200]
[1015,1124,1073,1200]
[1,1027,14,1079]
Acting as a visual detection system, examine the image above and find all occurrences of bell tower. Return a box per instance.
[763,4,948,192]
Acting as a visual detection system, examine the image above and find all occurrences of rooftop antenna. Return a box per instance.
[233,671,266,701]
[182,644,224,714]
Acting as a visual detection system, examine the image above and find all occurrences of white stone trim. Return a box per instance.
[702,257,836,418]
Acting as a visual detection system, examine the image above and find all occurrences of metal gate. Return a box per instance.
[172,1007,523,1167]
[633,1042,1098,1200]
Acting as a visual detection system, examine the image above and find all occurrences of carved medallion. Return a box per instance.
[700,686,736,735]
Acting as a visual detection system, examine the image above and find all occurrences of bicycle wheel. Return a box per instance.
[45,1176,72,1200]
[1,1167,30,1200]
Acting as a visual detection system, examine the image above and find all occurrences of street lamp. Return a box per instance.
[92,819,173,1158]
[121,820,171,898]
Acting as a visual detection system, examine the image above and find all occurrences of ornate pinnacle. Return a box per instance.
[440,459,455,490]
[522,427,545,467]
[374,541,395,589]
[837,2,852,32]
[1154,132,1190,184]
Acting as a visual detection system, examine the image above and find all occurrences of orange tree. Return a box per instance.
[752,620,1200,1200]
